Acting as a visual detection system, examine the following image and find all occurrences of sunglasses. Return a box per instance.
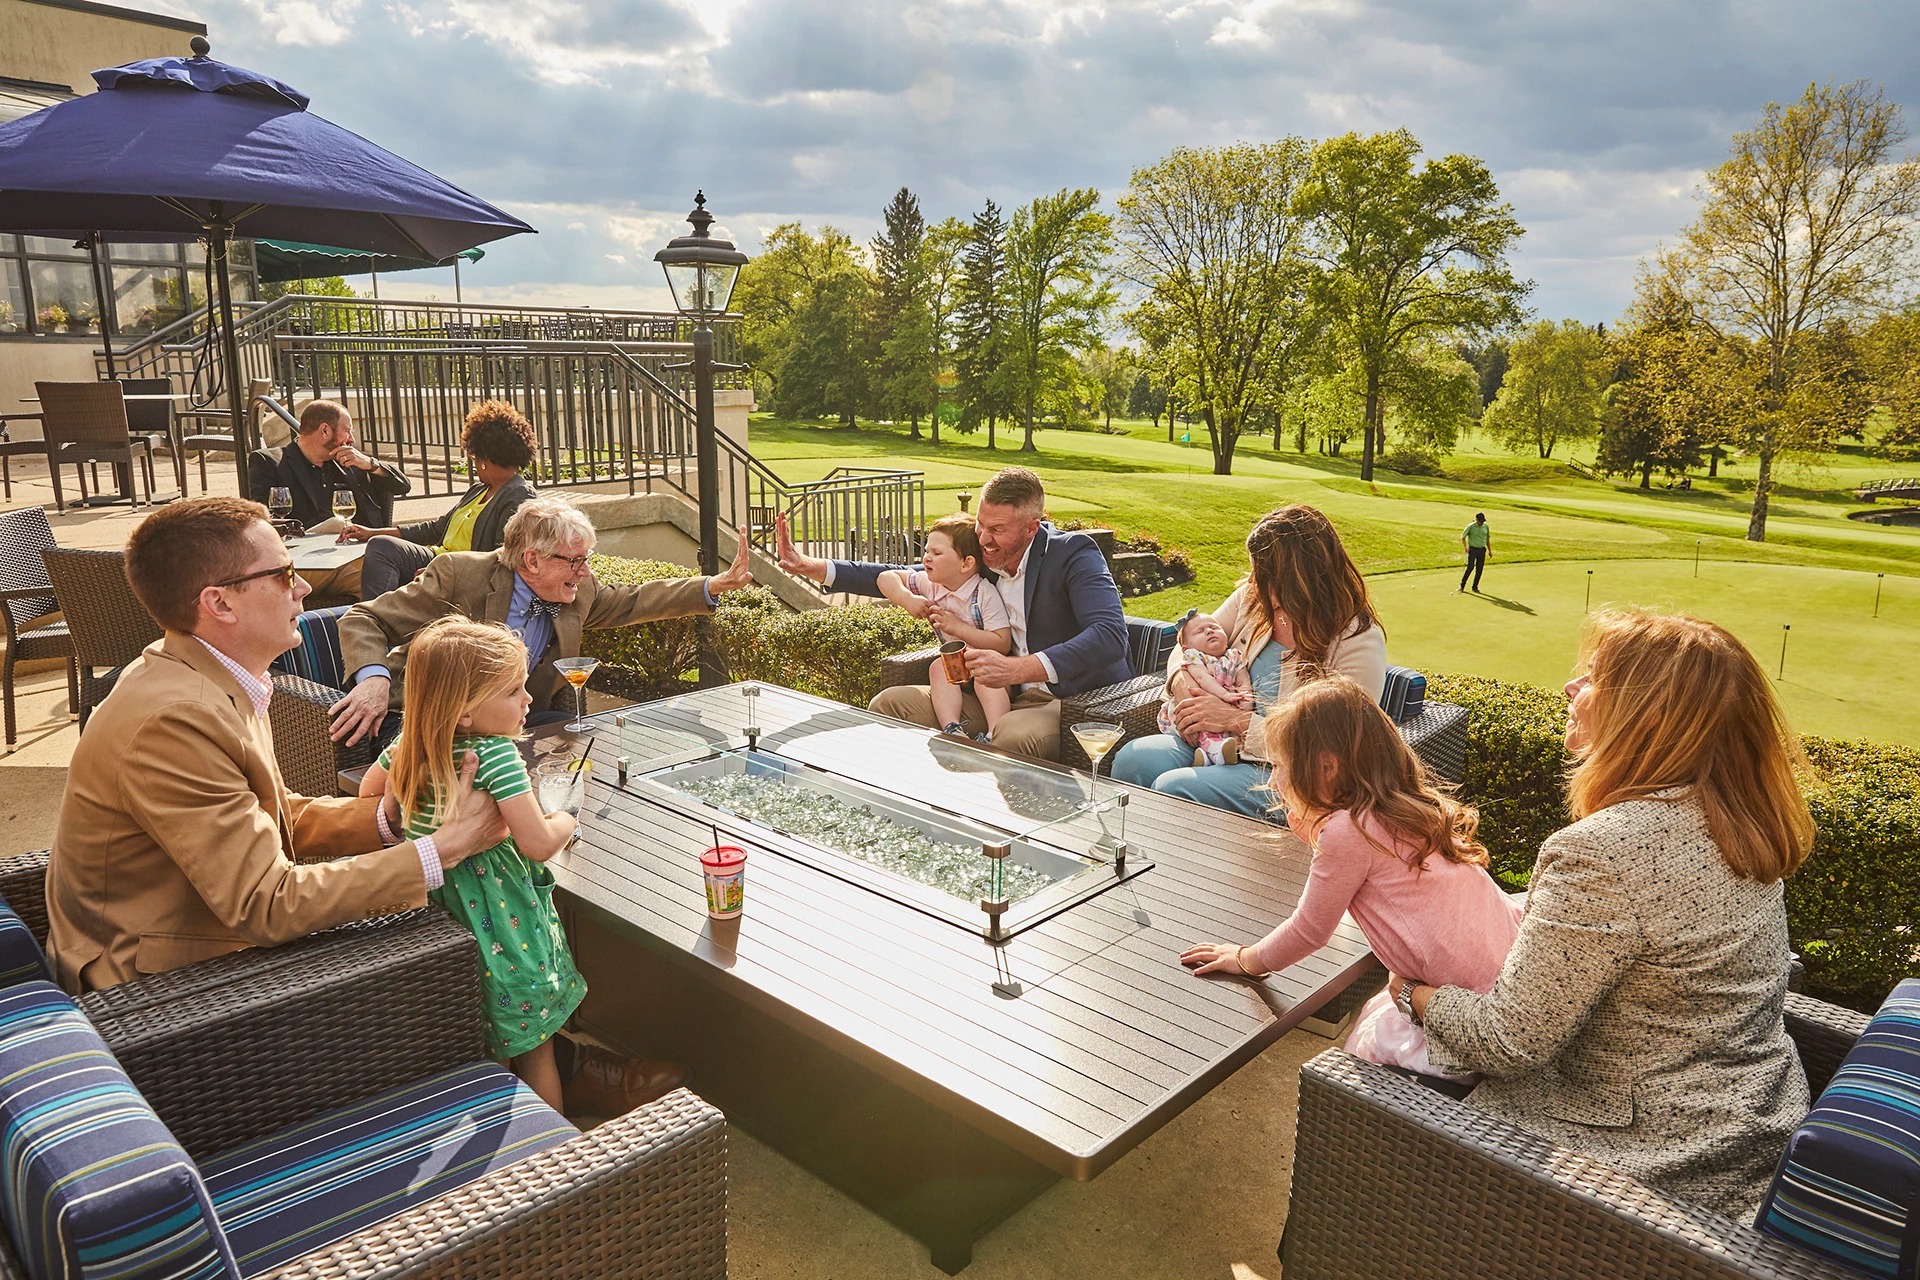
[214,561,299,591]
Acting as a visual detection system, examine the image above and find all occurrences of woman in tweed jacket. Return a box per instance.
[1396,612,1815,1216]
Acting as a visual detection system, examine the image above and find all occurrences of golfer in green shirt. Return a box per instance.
[1459,513,1492,592]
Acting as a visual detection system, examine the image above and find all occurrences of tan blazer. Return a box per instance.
[46,634,430,993]
[1176,583,1387,762]
[1422,792,1809,1216]
[338,550,712,712]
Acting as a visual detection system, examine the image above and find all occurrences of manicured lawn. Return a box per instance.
[748,414,1920,742]
[1370,560,1920,746]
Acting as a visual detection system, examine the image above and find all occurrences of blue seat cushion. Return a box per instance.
[0,893,50,988]
[201,1061,574,1277]
[1124,616,1179,679]
[1757,979,1920,1278]
[271,606,350,689]
[0,981,238,1280]
[1379,666,1428,723]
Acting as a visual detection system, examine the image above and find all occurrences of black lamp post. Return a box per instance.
[655,191,748,685]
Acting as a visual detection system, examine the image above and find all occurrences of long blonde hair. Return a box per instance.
[388,617,527,827]
[1569,611,1813,884]
[1265,673,1488,870]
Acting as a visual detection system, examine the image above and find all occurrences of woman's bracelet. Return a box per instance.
[1236,945,1270,978]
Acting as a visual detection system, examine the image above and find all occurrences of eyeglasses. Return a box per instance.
[542,552,592,572]
[214,562,299,591]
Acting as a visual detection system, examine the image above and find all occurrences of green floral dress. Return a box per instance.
[380,734,587,1059]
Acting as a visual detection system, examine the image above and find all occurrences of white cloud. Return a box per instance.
[234,0,360,46]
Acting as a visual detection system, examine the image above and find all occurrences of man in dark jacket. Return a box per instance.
[776,467,1130,761]
[248,399,409,601]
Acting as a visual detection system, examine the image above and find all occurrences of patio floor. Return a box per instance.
[1,475,1321,1279]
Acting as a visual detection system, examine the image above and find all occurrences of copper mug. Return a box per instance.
[938,640,968,684]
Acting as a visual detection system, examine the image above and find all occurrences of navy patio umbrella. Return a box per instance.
[0,37,534,486]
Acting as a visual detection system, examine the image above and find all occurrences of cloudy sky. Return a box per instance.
[151,0,1920,324]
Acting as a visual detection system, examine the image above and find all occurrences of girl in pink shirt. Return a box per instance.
[1180,674,1523,1079]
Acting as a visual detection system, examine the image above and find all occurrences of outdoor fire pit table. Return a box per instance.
[552,682,1377,1274]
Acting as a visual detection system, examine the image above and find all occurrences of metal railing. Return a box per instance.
[275,334,922,564]
[100,295,746,404]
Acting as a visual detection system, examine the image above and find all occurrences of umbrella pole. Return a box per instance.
[88,233,116,380]
[208,216,252,495]
[454,256,461,304]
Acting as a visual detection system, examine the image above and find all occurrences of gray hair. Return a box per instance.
[503,496,596,564]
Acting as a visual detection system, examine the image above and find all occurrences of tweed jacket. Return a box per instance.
[1188,583,1387,762]
[46,633,429,993]
[337,549,712,712]
[1422,792,1809,1216]
[394,474,534,555]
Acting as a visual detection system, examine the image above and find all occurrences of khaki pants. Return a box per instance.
[868,684,1061,762]
[298,557,363,608]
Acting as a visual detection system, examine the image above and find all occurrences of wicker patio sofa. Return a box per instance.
[879,615,1471,784]
[1281,991,1873,1280]
[0,850,729,1278]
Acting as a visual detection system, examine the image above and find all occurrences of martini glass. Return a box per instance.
[553,656,600,732]
[1071,720,1123,797]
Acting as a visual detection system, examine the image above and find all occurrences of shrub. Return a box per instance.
[1427,671,1920,1011]
[580,554,933,708]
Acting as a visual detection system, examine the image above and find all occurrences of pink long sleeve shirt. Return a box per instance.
[1250,809,1523,989]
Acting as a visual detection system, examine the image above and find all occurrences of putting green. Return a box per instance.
[1369,559,1920,746]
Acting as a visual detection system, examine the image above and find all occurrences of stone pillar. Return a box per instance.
[714,388,754,456]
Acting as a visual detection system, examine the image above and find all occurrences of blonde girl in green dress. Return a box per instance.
[358,616,585,1113]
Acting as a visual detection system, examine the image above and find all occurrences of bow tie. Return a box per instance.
[524,596,563,621]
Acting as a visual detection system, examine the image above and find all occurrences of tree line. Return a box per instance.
[736,80,1920,542]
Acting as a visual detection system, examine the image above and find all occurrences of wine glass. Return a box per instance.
[553,656,600,732]
[331,488,356,522]
[267,486,293,524]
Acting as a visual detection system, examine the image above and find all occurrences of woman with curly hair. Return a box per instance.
[343,400,539,598]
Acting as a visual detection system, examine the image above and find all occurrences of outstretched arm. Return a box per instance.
[499,792,576,862]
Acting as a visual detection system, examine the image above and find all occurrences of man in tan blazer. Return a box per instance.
[328,496,754,745]
[47,497,508,993]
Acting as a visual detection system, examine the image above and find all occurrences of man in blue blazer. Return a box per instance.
[776,467,1130,761]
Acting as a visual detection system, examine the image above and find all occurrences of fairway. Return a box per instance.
[1369,560,1920,745]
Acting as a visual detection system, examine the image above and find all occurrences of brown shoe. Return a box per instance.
[563,1043,691,1116]
[1221,738,1240,765]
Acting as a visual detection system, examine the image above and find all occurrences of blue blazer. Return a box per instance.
[832,523,1133,698]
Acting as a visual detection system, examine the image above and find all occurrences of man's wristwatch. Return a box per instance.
[1393,977,1422,1026]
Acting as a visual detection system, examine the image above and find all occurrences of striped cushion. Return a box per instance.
[0,981,238,1280]
[201,1062,573,1277]
[0,895,50,988]
[1757,979,1920,1277]
[1379,666,1428,723]
[1125,616,1179,679]
[270,607,350,690]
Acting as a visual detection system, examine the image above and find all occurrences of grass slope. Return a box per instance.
[749,414,1920,743]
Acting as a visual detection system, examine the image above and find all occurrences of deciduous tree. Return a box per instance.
[1003,188,1115,452]
[1680,79,1920,540]
[1299,130,1528,481]
[1118,140,1320,474]
[1481,320,1610,458]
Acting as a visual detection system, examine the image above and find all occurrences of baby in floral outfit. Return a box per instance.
[1157,608,1253,766]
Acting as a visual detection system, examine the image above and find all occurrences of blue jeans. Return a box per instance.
[1110,734,1279,823]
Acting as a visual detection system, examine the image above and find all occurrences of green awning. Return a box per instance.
[254,239,483,283]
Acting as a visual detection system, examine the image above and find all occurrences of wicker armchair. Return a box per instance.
[1282,992,1873,1280]
[0,850,730,1279]
[41,546,161,730]
[1,507,75,753]
[35,380,159,510]
[270,606,384,796]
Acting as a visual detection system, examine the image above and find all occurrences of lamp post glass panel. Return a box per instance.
[656,192,749,687]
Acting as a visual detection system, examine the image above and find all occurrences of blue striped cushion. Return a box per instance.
[1125,616,1179,679]
[0,896,49,988]
[270,607,350,689]
[201,1062,573,1277]
[0,981,238,1280]
[1757,979,1920,1277]
[1379,666,1427,723]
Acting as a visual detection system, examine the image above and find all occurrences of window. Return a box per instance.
[0,239,257,340]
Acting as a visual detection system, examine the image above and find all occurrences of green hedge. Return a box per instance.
[1428,672,1920,1012]
[579,554,934,710]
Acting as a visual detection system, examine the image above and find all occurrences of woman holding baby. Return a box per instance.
[1110,504,1386,820]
